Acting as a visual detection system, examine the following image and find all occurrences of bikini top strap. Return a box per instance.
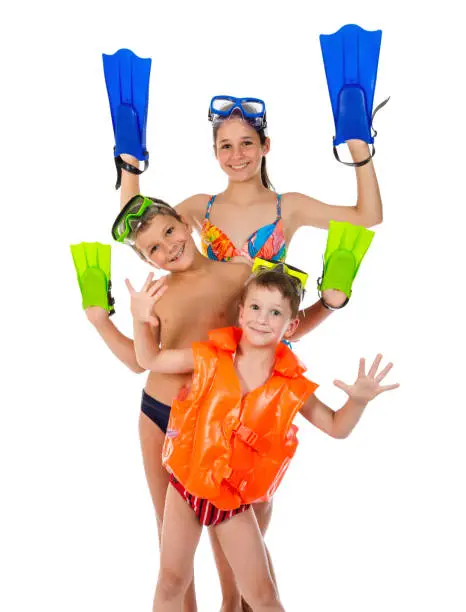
[276,194,282,218]
[204,195,216,220]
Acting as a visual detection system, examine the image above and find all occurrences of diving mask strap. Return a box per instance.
[333,96,390,168]
[114,152,149,190]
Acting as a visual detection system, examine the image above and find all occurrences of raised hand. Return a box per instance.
[125,272,167,326]
[333,354,399,404]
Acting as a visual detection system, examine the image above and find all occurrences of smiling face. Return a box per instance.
[134,212,197,271]
[238,284,299,347]
[214,117,270,182]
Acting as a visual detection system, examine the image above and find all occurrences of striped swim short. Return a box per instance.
[169,474,250,527]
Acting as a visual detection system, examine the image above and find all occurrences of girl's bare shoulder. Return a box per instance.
[176,193,212,225]
[210,259,251,285]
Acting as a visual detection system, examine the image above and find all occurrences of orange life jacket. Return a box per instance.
[162,327,318,510]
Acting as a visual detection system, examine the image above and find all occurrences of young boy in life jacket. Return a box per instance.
[126,263,399,611]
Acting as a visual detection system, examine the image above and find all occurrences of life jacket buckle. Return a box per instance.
[236,424,259,448]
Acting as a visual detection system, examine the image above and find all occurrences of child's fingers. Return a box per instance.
[333,379,350,394]
[375,362,393,383]
[141,272,155,291]
[151,284,168,302]
[147,277,166,297]
[368,353,383,378]
[380,383,400,393]
[358,358,366,378]
[125,278,135,295]
[149,316,160,327]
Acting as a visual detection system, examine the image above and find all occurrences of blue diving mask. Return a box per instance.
[208,95,267,129]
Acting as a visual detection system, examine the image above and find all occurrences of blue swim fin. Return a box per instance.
[320,24,389,167]
[102,49,152,189]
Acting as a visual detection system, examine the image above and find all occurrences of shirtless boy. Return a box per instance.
[85,195,332,611]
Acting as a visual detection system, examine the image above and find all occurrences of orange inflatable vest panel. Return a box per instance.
[162,327,318,510]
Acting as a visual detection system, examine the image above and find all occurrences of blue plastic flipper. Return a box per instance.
[102,49,151,161]
[320,24,382,146]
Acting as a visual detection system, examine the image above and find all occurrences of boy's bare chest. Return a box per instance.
[155,274,242,348]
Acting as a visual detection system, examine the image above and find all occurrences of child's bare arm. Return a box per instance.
[132,320,194,373]
[300,394,368,439]
[85,307,146,373]
[127,272,194,374]
[300,355,399,438]
[290,300,333,341]
[119,154,141,210]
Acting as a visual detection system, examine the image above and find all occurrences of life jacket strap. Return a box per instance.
[226,470,248,493]
[234,423,270,454]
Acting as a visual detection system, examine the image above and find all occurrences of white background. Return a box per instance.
[2,0,465,610]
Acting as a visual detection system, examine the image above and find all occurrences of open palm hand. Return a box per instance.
[334,354,399,404]
[125,272,167,327]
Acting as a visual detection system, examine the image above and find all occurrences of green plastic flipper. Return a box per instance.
[70,242,115,314]
[317,221,375,299]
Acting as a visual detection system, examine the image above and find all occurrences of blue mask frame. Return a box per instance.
[208,95,267,129]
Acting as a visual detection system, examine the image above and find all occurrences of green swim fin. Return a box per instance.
[70,242,115,314]
[317,221,374,305]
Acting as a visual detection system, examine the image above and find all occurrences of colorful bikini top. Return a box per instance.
[162,327,318,510]
[201,194,287,262]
